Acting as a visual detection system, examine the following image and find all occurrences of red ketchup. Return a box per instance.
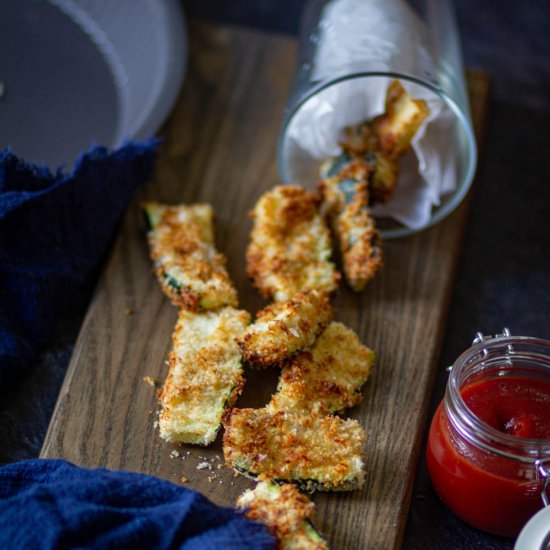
[426,334,550,538]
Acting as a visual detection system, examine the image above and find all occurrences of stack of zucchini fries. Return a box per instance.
[143,80,428,549]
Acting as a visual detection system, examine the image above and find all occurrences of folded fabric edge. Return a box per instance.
[0,458,276,549]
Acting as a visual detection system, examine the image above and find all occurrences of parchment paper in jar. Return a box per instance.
[285,0,458,230]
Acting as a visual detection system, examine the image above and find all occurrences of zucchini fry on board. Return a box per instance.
[158,307,250,446]
[267,321,375,415]
[143,201,238,311]
[236,290,333,368]
[222,408,365,491]
[237,480,328,550]
[246,185,340,302]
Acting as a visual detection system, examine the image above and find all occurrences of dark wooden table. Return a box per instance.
[2,2,550,549]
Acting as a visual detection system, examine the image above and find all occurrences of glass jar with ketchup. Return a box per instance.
[426,331,550,537]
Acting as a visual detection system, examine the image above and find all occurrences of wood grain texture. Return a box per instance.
[41,22,490,549]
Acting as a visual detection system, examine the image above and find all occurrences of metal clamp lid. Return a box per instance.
[446,328,512,372]
[536,460,550,508]
[472,327,511,345]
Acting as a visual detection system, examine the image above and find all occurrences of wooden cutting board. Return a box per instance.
[41,22,490,549]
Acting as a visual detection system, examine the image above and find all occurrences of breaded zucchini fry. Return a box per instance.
[318,81,428,290]
[237,481,328,550]
[332,189,382,292]
[222,408,365,491]
[371,79,430,158]
[341,121,378,156]
[267,322,375,415]
[321,149,399,206]
[319,151,373,210]
[246,185,339,302]
[158,307,250,445]
[335,80,428,205]
[143,201,238,310]
[319,161,382,292]
[369,151,399,204]
[236,290,333,368]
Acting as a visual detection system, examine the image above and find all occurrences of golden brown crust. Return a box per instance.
[318,82,429,294]
[268,321,375,415]
[222,408,365,491]
[369,151,399,204]
[246,186,340,302]
[335,198,382,292]
[371,80,430,158]
[237,481,328,549]
[341,121,378,156]
[319,173,382,292]
[158,307,250,445]
[236,290,334,368]
[144,201,238,310]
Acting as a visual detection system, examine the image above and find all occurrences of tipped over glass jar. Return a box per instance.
[426,330,550,537]
[277,0,477,238]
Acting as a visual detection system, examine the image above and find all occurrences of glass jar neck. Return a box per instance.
[444,336,550,464]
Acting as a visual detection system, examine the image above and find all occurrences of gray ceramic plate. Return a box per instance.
[0,0,187,167]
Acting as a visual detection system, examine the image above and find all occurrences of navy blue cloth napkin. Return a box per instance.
[0,459,275,549]
[0,141,158,384]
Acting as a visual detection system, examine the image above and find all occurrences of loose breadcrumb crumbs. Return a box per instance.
[143,376,156,386]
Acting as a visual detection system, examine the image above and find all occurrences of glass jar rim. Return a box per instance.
[276,70,477,240]
[446,335,550,463]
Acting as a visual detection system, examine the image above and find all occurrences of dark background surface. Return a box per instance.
[1,1,550,548]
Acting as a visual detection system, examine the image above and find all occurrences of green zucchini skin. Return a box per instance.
[163,272,183,295]
[143,209,154,232]
[142,203,164,230]
[142,201,238,310]
[232,465,361,493]
[323,150,352,179]
[304,520,326,544]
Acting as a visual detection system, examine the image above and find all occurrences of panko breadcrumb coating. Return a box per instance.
[236,290,333,368]
[246,185,340,302]
[143,201,238,310]
[222,407,365,491]
[319,161,382,292]
[371,79,430,159]
[319,80,429,292]
[267,321,375,415]
[158,307,250,445]
[237,480,328,549]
